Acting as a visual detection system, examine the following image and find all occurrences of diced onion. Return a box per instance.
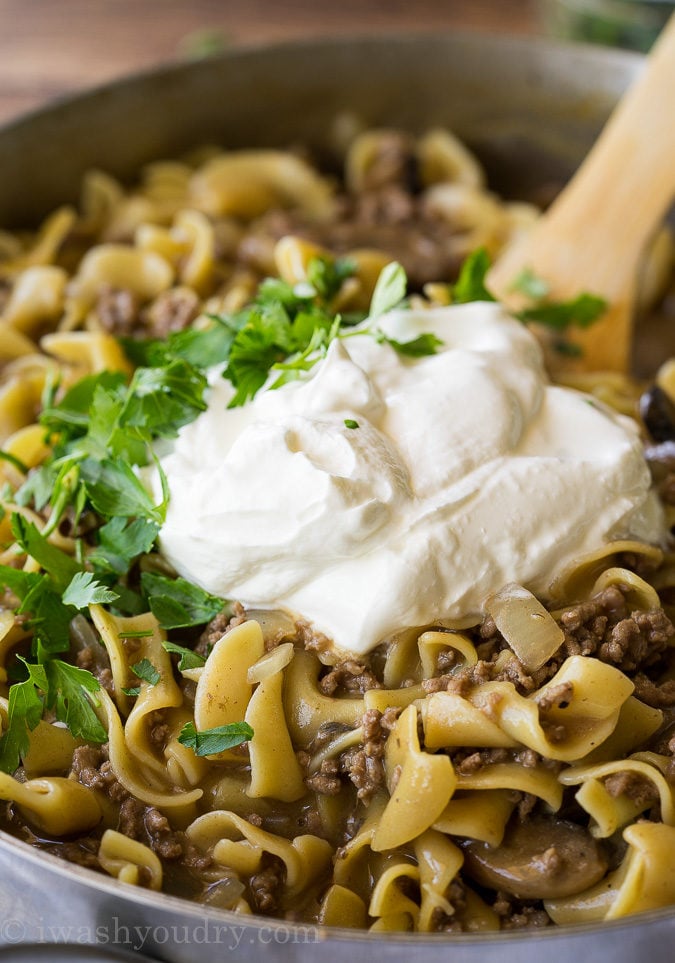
[247,641,295,684]
[485,583,564,672]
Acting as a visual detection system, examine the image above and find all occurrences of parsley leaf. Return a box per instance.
[0,450,28,475]
[510,267,550,301]
[80,458,164,523]
[121,686,141,697]
[10,514,81,592]
[178,721,253,756]
[120,359,208,439]
[223,302,295,407]
[517,293,607,331]
[89,516,159,575]
[451,248,495,304]
[130,658,161,686]
[141,572,224,629]
[344,419,359,430]
[0,658,105,772]
[0,669,45,773]
[41,371,127,439]
[305,255,356,301]
[43,660,107,742]
[162,641,206,671]
[369,262,407,319]
[62,571,120,610]
[14,464,56,512]
[159,315,237,368]
[383,332,444,357]
[0,564,76,657]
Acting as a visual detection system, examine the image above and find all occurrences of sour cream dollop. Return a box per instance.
[153,304,663,655]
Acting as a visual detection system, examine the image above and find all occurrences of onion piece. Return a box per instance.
[247,641,295,684]
[485,583,564,672]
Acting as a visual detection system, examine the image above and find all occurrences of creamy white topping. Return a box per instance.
[153,303,663,655]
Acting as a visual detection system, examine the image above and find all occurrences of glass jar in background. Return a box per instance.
[538,0,674,50]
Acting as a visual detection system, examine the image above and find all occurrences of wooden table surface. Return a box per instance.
[0,0,540,125]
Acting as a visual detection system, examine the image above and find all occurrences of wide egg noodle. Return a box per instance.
[283,646,363,746]
[371,704,456,852]
[186,809,332,902]
[473,656,635,762]
[95,687,202,810]
[98,828,163,891]
[244,663,306,801]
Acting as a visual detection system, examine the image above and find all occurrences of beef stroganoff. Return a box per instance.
[0,127,675,932]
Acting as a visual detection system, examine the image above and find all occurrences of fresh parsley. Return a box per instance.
[162,641,206,671]
[510,267,550,301]
[130,658,161,686]
[178,721,254,756]
[141,572,224,629]
[0,657,106,773]
[517,292,607,331]
[62,571,120,610]
[451,248,495,304]
[344,419,359,430]
[119,257,443,408]
[446,250,607,340]
[369,261,407,319]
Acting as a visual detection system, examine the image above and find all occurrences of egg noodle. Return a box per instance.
[0,128,675,932]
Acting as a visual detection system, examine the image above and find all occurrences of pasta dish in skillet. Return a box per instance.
[0,127,675,932]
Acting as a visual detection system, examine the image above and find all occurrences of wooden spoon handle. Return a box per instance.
[490,15,675,370]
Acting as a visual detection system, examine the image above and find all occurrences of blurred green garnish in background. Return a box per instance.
[539,0,674,51]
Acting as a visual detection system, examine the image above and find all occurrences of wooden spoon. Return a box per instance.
[488,15,675,373]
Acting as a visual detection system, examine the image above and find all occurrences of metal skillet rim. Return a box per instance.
[0,828,673,945]
[0,26,644,138]
[0,25,671,951]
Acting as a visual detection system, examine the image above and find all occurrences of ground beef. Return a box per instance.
[632,674,675,707]
[468,586,675,696]
[492,892,552,929]
[443,660,497,697]
[117,797,145,838]
[70,744,107,784]
[339,706,400,803]
[45,837,101,870]
[143,286,200,338]
[536,682,574,712]
[95,284,139,336]
[559,588,675,673]
[144,807,184,860]
[422,673,456,694]
[514,792,539,821]
[305,758,341,796]
[295,618,332,653]
[196,602,246,656]
[75,645,114,697]
[597,610,674,671]
[450,747,554,781]
[319,659,382,696]
[453,748,510,775]
[430,880,468,932]
[354,130,417,192]
[71,745,128,802]
[236,154,470,290]
[603,771,660,809]
[249,855,285,914]
[115,796,209,866]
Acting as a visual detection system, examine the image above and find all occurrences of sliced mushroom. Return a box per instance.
[460,815,608,900]
[640,385,675,443]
